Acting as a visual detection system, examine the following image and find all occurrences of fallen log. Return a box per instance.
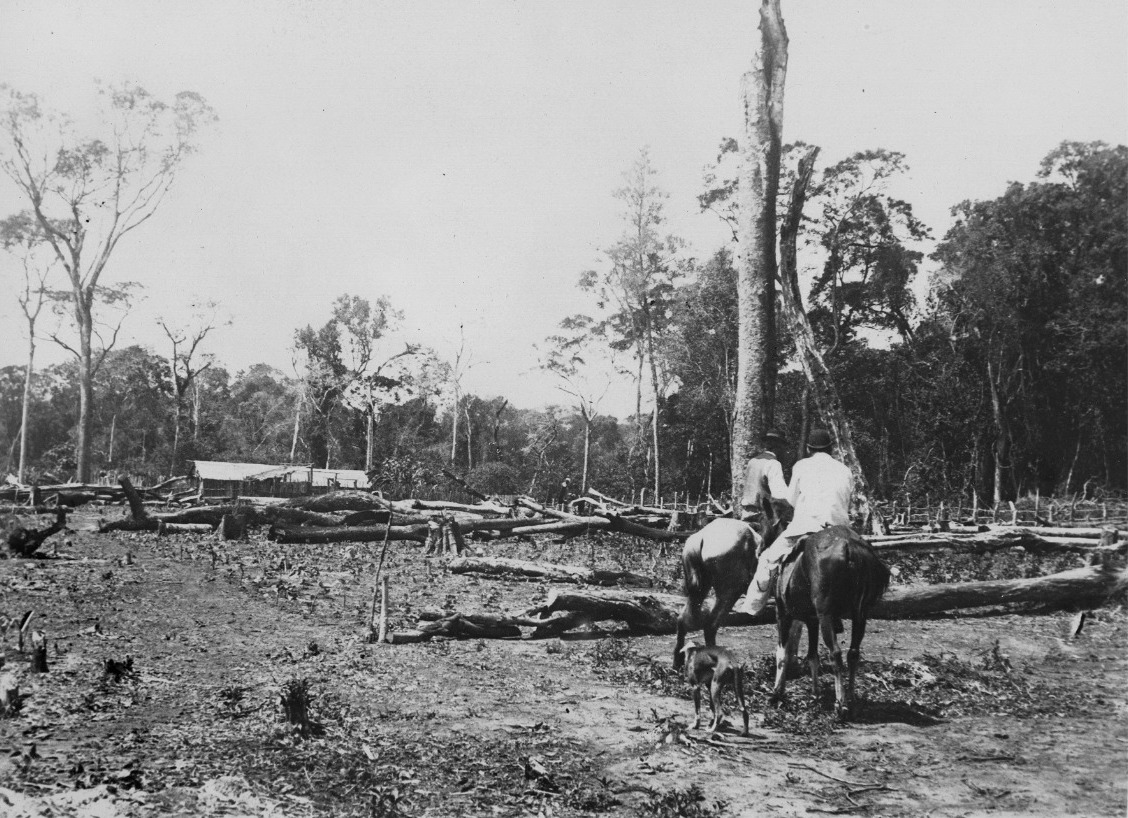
[284,490,384,513]
[868,530,1126,557]
[268,523,429,544]
[448,556,653,587]
[513,562,1127,634]
[389,609,589,643]
[157,522,215,535]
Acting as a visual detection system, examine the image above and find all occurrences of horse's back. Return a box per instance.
[697,518,758,563]
[804,526,890,618]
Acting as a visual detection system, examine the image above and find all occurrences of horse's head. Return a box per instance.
[758,474,794,550]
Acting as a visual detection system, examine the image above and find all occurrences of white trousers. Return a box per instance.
[740,535,799,614]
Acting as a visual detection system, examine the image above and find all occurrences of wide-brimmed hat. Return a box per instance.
[807,428,834,450]
[762,428,786,443]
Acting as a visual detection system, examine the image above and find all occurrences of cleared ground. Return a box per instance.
[1,512,1125,817]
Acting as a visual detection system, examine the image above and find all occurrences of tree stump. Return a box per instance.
[29,631,48,673]
[280,678,313,736]
[219,513,248,541]
[0,673,19,716]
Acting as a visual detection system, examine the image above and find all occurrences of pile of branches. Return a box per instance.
[0,476,192,513]
[93,473,698,548]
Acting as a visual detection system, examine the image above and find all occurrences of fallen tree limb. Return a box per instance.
[867,530,1125,557]
[268,523,429,544]
[447,556,653,587]
[157,522,215,535]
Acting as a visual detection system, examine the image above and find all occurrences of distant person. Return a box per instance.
[741,428,853,616]
[557,478,572,507]
[740,429,788,524]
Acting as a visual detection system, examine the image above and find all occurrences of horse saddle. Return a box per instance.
[780,535,808,568]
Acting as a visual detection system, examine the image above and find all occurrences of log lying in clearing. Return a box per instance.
[867,529,1124,557]
[385,562,1126,642]
[447,556,653,587]
[268,523,429,544]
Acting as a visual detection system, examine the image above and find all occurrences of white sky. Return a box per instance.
[1,1,1125,417]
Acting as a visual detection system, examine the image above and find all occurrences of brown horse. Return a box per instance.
[769,524,891,717]
[672,493,793,669]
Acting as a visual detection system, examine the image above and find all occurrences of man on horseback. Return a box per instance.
[740,428,853,616]
[739,429,789,524]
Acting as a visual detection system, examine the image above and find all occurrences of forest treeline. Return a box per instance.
[1,139,1124,505]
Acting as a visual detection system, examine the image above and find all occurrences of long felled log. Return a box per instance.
[388,609,588,643]
[868,529,1125,557]
[448,556,653,587]
[269,523,429,544]
[517,562,1127,635]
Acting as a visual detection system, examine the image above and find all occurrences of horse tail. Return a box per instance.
[682,533,708,600]
[844,536,892,615]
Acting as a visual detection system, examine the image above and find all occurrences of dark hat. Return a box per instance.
[807,428,834,450]
[762,428,786,442]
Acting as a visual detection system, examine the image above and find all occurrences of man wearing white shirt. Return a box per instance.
[739,429,789,523]
[740,428,853,616]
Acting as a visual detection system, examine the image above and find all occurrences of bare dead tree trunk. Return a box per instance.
[779,146,884,533]
[732,0,787,501]
[365,405,376,473]
[986,353,1011,506]
[464,403,473,471]
[581,406,592,494]
[290,397,301,462]
[18,333,34,484]
[76,308,95,483]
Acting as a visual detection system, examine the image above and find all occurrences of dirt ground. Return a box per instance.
[1,511,1126,817]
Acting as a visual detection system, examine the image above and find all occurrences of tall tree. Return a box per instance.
[933,141,1127,501]
[540,330,611,494]
[732,0,788,502]
[807,150,930,349]
[779,147,884,531]
[0,211,56,483]
[575,148,682,499]
[0,83,215,480]
[158,303,224,473]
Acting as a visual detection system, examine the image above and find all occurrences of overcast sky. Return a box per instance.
[1,1,1125,417]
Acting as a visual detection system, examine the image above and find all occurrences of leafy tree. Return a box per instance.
[0,211,58,482]
[573,148,683,498]
[0,83,215,481]
[933,141,1127,500]
[805,150,930,349]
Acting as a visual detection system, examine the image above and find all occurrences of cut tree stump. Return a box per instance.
[3,509,67,557]
[448,556,653,587]
[0,673,19,715]
[29,631,48,673]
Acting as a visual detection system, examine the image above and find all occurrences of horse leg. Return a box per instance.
[706,586,741,648]
[819,613,848,716]
[846,615,868,715]
[769,611,793,706]
[734,665,750,736]
[804,616,820,702]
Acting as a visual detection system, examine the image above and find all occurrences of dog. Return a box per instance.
[680,643,749,736]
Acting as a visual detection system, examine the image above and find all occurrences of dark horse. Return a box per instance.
[770,522,891,717]
[672,492,793,668]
